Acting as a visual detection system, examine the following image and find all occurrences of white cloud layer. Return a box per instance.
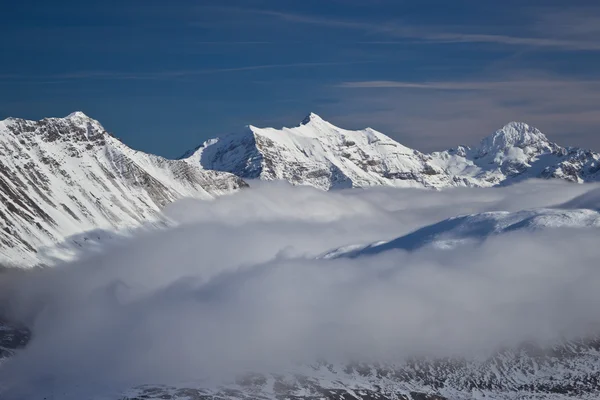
[1,180,600,398]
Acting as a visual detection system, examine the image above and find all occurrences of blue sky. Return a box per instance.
[1,0,599,157]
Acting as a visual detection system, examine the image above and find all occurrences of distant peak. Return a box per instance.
[62,111,105,132]
[501,121,540,133]
[66,111,91,119]
[300,112,324,125]
[478,121,550,156]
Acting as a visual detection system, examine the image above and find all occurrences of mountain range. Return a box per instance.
[1,111,600,266]
[185,112,600,190]
[2,112,600,399]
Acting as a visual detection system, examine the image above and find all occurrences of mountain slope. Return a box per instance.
[123,338,600,400]
[6,323,600,399]
[184,114,600,190]
[0,112,246,267]
[324,208,600,258]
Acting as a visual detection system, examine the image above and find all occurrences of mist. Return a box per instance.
[1,180,600,398]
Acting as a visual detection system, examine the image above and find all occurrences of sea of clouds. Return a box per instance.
[1,180,600,398]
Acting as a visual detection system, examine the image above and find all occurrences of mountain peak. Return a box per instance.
[1,112,96,127]
[61,111,106,133]
[300,112,325,126]
[477,121,551,156]
[0,113,246,266]
[66,111,91,120]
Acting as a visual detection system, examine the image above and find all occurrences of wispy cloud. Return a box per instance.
[339,79,600,90]
[533,8,600,40]
[401,32,600,50]
[322,73,600,152]
[192,41,278,45]
[0,61,373,83]
[223,7,600,51]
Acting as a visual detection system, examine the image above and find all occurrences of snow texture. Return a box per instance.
[0,112,245,267]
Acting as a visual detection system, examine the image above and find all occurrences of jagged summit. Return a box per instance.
[242,113,328,136]
[65,111,92,120]
[300,112,325,126]
[243,113,328,139]
[1,111,108,144]
[185,114,600,189]
[477,121,551,157]
[3,111,97,125]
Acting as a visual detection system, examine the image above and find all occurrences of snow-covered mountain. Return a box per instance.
[324,208,600,258]
[184,114,600,190]
[0,112,246,267]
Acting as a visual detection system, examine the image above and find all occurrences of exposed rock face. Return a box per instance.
[0,112,246,266]
[184,115,600,190]
[0,320,30,361]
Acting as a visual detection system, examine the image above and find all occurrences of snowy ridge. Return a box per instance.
[184,115,600,189]
[0,112,246,267]
[324,208,600,258]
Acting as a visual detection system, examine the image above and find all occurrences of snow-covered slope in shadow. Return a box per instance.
[325,208,600,258]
